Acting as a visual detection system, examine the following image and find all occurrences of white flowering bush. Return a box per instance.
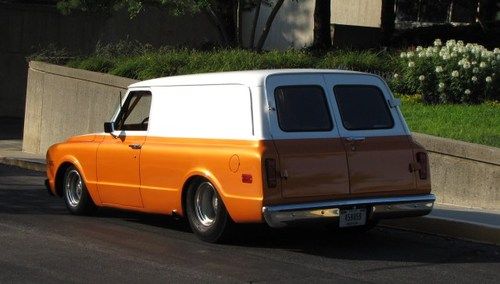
[392,39,499,104]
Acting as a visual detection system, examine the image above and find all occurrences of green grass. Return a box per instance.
[400,98,500,147]
[65,49,396,81]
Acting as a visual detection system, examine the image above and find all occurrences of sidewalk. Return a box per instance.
[0,119,498,245]
[0,139,45,171]
[381,204,500,246]
[0,117,45,171]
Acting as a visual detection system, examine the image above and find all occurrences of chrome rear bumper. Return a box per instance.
[262,194,435,228]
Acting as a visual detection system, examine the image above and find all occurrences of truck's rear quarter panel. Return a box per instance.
[140,137,271,222]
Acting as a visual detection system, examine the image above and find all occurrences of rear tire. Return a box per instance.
[185,179,229,243]
[62,165,96,215]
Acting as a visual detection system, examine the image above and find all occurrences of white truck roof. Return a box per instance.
[128,69,364,88]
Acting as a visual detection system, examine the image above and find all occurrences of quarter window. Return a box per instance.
[115,91,152,131]
[274,86,333,132]
[333,85,394,130]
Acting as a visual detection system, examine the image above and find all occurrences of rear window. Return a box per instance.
[274,86,333,132]
[333,85,394,130]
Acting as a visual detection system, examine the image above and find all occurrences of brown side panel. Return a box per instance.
[273,138,350,198]
[260,140,282,206]
[344,135,416,195]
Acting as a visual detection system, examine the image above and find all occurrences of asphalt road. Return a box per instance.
[1,165,499,283]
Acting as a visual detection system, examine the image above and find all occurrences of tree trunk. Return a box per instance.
[237,0,244,47]
[478,0,496,24]
[250,0,263,49]
[312,0,332,50]
[381,0,396,46]
[205,5,231,46]
[256,0,285,51]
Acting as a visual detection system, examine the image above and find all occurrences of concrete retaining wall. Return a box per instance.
[23,61,499,210]
[412,133,499,210]
[23,61,137,154]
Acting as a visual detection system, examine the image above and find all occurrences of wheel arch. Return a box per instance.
[179,168,264,223]
[54,161,74,197]
[53,157,92,200]
[180,170,228,218]
[181,175,203,217]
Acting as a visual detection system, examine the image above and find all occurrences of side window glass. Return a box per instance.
[115,91,152,131]
[333,85,394,130]
[274,85,333,132]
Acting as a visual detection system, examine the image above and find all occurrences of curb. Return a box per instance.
[1,156,498,246]
[0,157,46,172]
[380,216,500,246]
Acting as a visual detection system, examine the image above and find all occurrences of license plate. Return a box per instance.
[339,208,367,227]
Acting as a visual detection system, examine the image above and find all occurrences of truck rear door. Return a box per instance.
[323,74,416,196]
[265,74,350,199]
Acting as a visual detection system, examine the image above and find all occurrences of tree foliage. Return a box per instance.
[56,0,331,51]
[57,0,236,45]
[56,0,211,17]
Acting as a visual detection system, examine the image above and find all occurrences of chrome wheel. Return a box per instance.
[194,182,219,227]
[64,169,83,207]
[186,179,229,242]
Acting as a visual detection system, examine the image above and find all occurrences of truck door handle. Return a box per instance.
[128,144,142,149]
[346,137,365,142]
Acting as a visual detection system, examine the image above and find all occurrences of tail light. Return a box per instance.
[265,158,277,188]
[416,152,428,179]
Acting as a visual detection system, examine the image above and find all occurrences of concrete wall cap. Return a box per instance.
[412,132,500,166]
[29,61,138,89]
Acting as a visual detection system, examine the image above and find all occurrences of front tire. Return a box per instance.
[62,165,96,215]
[185,180,229,243]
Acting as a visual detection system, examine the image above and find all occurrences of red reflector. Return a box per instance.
[242,174,253,183]
[265,158,277,188]
[416,152,428,179]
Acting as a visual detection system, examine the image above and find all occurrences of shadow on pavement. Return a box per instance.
[0,165,64,214]
[1,164,499,266]
[120,212,500,266]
